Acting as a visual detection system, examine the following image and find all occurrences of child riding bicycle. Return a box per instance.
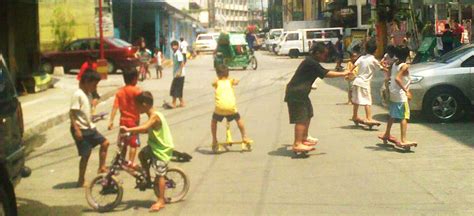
[120,91,174,212]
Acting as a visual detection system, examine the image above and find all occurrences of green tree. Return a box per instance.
[50,5,76,50]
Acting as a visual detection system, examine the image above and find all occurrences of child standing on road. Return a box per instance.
[70,71,109,187]
[211,65,252,148]
[379,47,417,146]
[121,91,174,212]
[108,70,142,167]
[153,48,164,79]
[169,40,186,108]
[285,42,350,152]
[344,51,360,105]
[350,40,385,124]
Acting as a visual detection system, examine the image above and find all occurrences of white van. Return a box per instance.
[265,28,284,51]
[277,27,343,58]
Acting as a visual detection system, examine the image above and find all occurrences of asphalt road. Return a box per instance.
[16,51,474,215]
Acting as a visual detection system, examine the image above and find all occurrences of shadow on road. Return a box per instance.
[194,146,250,155]
[17,197,86,215]
[268,145,327,159]
[52,181,78,190]
[365,143,416,154]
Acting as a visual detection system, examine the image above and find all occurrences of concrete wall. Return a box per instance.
[39,0,96,51]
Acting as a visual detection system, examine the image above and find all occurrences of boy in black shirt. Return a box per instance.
[285,42,350,152]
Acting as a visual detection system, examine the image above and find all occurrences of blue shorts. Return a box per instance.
[70,127,106,157]
[389,102,410,120]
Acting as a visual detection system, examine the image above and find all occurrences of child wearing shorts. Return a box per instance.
[211,65,252,148]
[379,46,417,146]
[345,51,360,104]
[121,91,174,212]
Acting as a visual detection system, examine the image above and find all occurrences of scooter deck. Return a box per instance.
[350,119,381,130]
[212,140,253,153]
[379,136,417,151]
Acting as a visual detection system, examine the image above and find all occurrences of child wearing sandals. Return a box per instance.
[344,51,360,105]
[120,91,174,212]
[379,46,417,146]
[211,64,252,148]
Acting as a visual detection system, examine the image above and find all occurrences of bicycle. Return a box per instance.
[85,133,189,212]
[138,61,149,81]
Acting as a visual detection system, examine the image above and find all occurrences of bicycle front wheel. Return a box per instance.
[85,174,123,212]
[154,167,189,203]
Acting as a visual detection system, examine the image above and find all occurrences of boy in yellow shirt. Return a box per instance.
[211,65,251,147]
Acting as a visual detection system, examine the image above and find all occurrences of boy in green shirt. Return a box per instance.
[120,91,174,212]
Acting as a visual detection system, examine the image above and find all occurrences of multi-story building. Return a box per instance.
[208,0,249,31]
[190,0,209,28]
[249,0,267,28]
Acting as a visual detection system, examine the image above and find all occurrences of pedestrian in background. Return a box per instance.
[284,42,350,153]
[153,48,164,79]
[441,23,454,55]
[246,31,257,52]
[169,40,186,108]
[77,53,101,114]
[335,34,344,71]
[180,37,189,63]
[70,71,109,187]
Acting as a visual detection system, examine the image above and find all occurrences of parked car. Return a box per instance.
[253,33,266,50]
[383,44,474,122]
[0,53,31,215]
[265,28,284,51]
[273,32,287,54]
[277,27,343,58]
[193,33,218,53]
[41,37,139,74]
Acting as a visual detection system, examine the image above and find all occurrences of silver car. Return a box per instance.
[408,44,474,122]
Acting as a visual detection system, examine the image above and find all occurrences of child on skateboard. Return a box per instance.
[379,47,417,147]
[211,64,252,149]
[108,70,142,167]
[285,42,350,153]
[120,91,174,212]
[350,40,385,126]
[70,71,109,187]
[344,51,360,105]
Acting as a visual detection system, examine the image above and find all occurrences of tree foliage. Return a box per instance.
[50,5,76,50]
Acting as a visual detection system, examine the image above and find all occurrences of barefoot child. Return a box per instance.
[153,48,164,79]
[108,70,142,167]
[285,42,350,153]
[169,40,186,108]
[70,71,109,187]
[211,65,252,148]
[344,51,360,104]
[120,91,174,212]
[379,47,417,146]
[350,40,385,125]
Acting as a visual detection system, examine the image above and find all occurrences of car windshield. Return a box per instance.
[109,38,132,48]
[436,45,474,63]
[198,35,213,41]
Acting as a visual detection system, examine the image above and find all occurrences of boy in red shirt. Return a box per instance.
[108,70,142,167]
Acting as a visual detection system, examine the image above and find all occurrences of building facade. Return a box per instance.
[208,0,249,31]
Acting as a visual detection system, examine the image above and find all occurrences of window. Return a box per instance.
[461,56,474,67]
[306,31,322,39]
[65,40,89,51]
[286,33,299,41]
[324,30,341,39]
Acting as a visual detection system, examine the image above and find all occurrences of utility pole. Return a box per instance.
[129,0,133,42]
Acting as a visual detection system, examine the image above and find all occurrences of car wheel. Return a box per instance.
[0,184,16,216]
[107,60,117,74]
[41,61,54,74]
[289,49,300,59]
[423,88,466,122]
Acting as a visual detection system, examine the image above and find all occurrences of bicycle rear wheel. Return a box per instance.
[154,167,189,203]
[85,174,123,212]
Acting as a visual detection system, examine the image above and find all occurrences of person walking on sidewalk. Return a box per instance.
[153,48,164,79]
[70,71,109,187]
[180,37,189,63]
[108,70,142,167]
[169,40,186,108]
[285,42,350,153]
[379,47,417,147]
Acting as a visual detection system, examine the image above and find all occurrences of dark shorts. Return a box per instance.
[139,146,168,177]
[212,112,241,122]
[183,53,187,63]
[286,100,313,124]
[155,65,163,71]
[170,76,185,98]
[70,127,106,157]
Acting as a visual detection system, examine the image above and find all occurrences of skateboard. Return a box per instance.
[211,122,253,153]
[92,111,108,122]
[351,119,381,130]
[290,146,315,158]
[378,136,418,151]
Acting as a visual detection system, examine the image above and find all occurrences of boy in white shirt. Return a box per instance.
[180,37,189,63]
[350,40,386,125]
[70,71,110,187]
